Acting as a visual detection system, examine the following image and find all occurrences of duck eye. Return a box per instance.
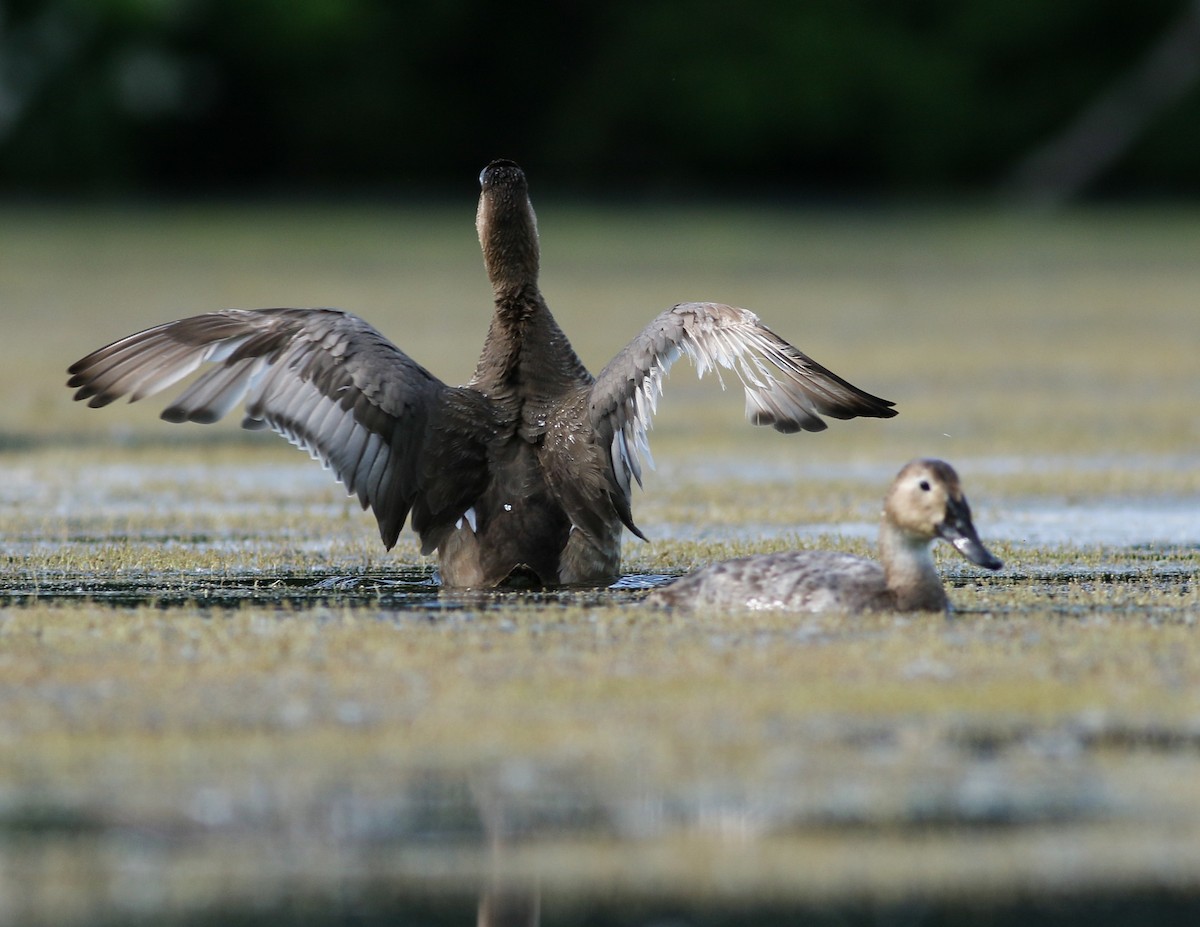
[918,480,931,491]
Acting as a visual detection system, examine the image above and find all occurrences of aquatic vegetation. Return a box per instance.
[1,204,1200,921]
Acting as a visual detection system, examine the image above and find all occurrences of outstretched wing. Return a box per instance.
[67,307,487,550]
[589,301,897,500]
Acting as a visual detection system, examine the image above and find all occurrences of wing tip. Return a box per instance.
[769,415,828,434]
[161,406,222,425]
[824,397,899,421]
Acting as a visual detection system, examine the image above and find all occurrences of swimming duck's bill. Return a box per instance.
[936,496,1003,570]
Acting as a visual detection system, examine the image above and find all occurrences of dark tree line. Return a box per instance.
[2,0,1199,199]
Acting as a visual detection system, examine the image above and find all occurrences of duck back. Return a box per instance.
[649,550,891,612]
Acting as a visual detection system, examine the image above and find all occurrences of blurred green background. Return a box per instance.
[4,0,1200,201]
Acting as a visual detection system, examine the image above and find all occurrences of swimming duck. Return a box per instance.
[66,159,896,588]
[647,459,1001,611]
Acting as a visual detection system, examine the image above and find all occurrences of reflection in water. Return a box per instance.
[478,888,540,927]
[3,751,1200,924]
[473,770,541,927]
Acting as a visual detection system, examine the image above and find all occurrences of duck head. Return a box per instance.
[477,159,540,295]
[886,458,1003,570]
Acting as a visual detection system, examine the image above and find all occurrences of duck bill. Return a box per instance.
[937,498,1003,570]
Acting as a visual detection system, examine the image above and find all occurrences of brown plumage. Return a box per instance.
[67,159,897,588]
[647,459,1001,612]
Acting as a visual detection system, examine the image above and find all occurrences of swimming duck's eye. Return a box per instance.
[918,480,931,491]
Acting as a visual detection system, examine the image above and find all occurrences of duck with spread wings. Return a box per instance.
[67,160,897,588]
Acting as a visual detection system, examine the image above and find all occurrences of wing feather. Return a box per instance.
[67,307,464,550]
[590,301,896,503]
[353,432,385,508]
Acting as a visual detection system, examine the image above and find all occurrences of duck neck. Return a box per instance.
[473,290,590,396]
[472,163,591,395]
[477,188,542,309]
[878,518,947,611]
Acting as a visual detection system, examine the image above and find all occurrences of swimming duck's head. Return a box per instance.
[476,159,540,291]
[886,459,1003,570]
